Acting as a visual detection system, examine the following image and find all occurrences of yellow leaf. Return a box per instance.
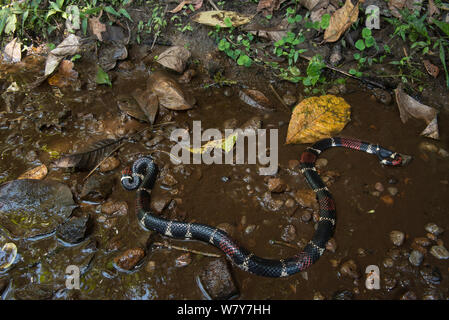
[185,132,239,154]
[324,0,359,43]
[286,95,351,144]
[192,10,253,28]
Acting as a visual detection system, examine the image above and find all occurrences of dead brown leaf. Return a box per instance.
[132,89,159,124]
[47,60,79,88]
[324,0,359,43]
[148,72,195,111]
[157,46,191,73]
[89,16,107,41]
[257,0,286,15]
[18,164,48,180]
[428,0,440,22]
[395,84,439,139]
[423,59,439,78]
[3,38,21,63]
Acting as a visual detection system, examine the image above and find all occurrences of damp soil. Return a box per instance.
[0,55,448,300]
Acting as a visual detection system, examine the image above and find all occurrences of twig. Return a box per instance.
[269,239,299,249]
[269,84,291,113]
[154,241,221,258]
[207,0,220,10]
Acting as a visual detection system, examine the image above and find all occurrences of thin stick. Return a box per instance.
[269,83,291,112]
[154,241,221,258]
[208,0,220,10]
[269,239,298,249]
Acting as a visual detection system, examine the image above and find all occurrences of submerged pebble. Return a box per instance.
[409,250,424,266]
[114,248,145,270]
[390,230,405,246]
[425,223,444,236]
[430,245,449,260]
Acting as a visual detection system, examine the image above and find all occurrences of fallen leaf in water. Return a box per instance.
[239,89,275,112]
[395,84,439,139]
[299,0,325,10]
[423,59,439,78]
[286,95,351,144]
[3,38,21,63]
[257,0,286,15]
[44,34,81,77]
[132,89,159,124]
[192,10,253,28]
[48,60,79,87]
[324,0,359,43]
[18,165,48,180]
[116,96,148,121]
[0,242,17,271]
[148,72,194,110]
[157,46,191,73]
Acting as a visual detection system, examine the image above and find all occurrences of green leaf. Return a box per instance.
[57,0,64,10]
[237,54,252,67]
[96,67,112,87]
[355,39,366,51]
[433,19,449,37]
[365,36,375,48]
[224,16,232,28]
[5,14,17,34]
[439,42,449,87]
[354,52,361,60]
[118,8,133,21]
[349,68,357,75]
[0,9,9,35]
[320,14,330,29]
[361,28,372,39]
[104,6,120,17]
[82,17,88,35]
[71,54,81,62]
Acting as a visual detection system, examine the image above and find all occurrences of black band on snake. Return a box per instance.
[121,137,412,278]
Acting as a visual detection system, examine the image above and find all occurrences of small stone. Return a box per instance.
[387,176,398,184]
[161,173,178,186]
[419,141,439,153]
[145,260,156,273]
[114,248,145,270]
[281,225,297,242]
[426,232,438,241]
[294,189,318,210]
[325,238,337,253]
[315,158,328,169]
[409,250,424,266]
[56,216,89,244]
[267,177,286,193]
[99,157,120,172]
[387,187,398,196]
[300,211,312,223]
[101,200,128,216]
[374,182,384,192]
[216,223,236,237]
[380,195,394,205]
[282,93,297,107]
[384,277,397,291]
[430,245,449,260]
[145,135,164,147]
[313,292,325,300]
[175,253,192,267]
[425,223,444,236]
[332,290,353,300]
[420,265,442,285]
[151,195,171,214]
[340,260,360,279]
[383,258,394,268]
[413,237,431,247]
[438,148,449,158]
[389,230,405,246]
[288,159,299,170]
[244,225,257,235]
[198,258,239,300]
[284,198,296,208]
[357,248,366,257]
[400,291,417,300]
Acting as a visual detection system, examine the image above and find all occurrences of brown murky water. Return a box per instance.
[0,55,448,300]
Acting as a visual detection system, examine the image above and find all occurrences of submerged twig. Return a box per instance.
[269,239,299,249]
[154,241,221,258]
[269,84,291,112]
[207,0,220,10]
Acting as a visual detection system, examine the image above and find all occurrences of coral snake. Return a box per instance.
[121,137,412,277]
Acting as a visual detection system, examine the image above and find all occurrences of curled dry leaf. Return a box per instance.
[286,95,351,144]
[192,10,253,28]
[257,0,286,15]
[44,34,81,77]
[299,0,324,10]
[394,85,439,139]
[3,38,21,63]
[147,72,195,111]
[170,0,203,13]
[157,46,191,73]
[324,0,359,43]
[89,16,107,41]
[239,89,275,112]
[48,60,79,88]
[423,59,439,78]
[18,164,48,180]
[132,88,159,124]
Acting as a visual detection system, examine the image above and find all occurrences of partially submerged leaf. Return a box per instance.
[192,10,253,28]
[157,46,191,73]
[18,165,48,180]
[185,132,239,154]
[132,89,159,124]
[96,66,112,86]
[148,72,194,110]
[324,0,359,43]
[257,0,287,15]
[89,16,107,41]
[48,59,79,87]
[394,85,439,139]
[286,95,351,144]
[44,34,81,77]
[423,59,439,78]
[239,89,275,112]
[0,179,75,239]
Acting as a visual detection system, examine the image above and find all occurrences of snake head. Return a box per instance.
[377,147,413,167]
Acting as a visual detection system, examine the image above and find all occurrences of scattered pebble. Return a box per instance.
[425,223,444,236]
[216,223,236,237]
[374,182,384,192]
[151,195,171,214]
[282,93,297,107]
[389,230,405,246]
[419,141,439,153]
[325,238,337,253]
[288,159,299,170]
[267,177,286,193]
[380,195,394,205]
[384,277,397,291]
[284,198,296,208]
[339,260,360,279]
[198,258,238,300]
[315,158,328,169]
[332,290,353,300]
[114,248,145,270]
[161,173,178,187]
[430,245,449,260]
[413,237,431,247]
[56,216,89,244]
[300,211,312,223]
[175,253,192,267]
[101,200,128,216]
[313,292,325,300]
[383,258,394,268]
[400,291,417,300]
[409,250,424,266]
[281,225,297,242]
[420,265,442,285]
[294,189,318,210]
[145,260,156,273]
[438,148,449,158]
[387,187,398,196]
[244,225,257,235]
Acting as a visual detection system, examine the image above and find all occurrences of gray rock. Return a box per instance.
[420,266,442,285]
[79,174,115,201]
[56,216,89,244]
[425,223,444,236]
[430,245,449,260]
[390,230,405,246]
[198,258,239,300]
[409,250,424,266]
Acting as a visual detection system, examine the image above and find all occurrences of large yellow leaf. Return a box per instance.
[286,95,351,144]
[192,10,253,28]
[323,0,359,43]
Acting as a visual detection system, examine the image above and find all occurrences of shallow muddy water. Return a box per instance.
[0,56,448,300]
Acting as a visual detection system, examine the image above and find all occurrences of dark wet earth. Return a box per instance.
[0,54,448,300]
